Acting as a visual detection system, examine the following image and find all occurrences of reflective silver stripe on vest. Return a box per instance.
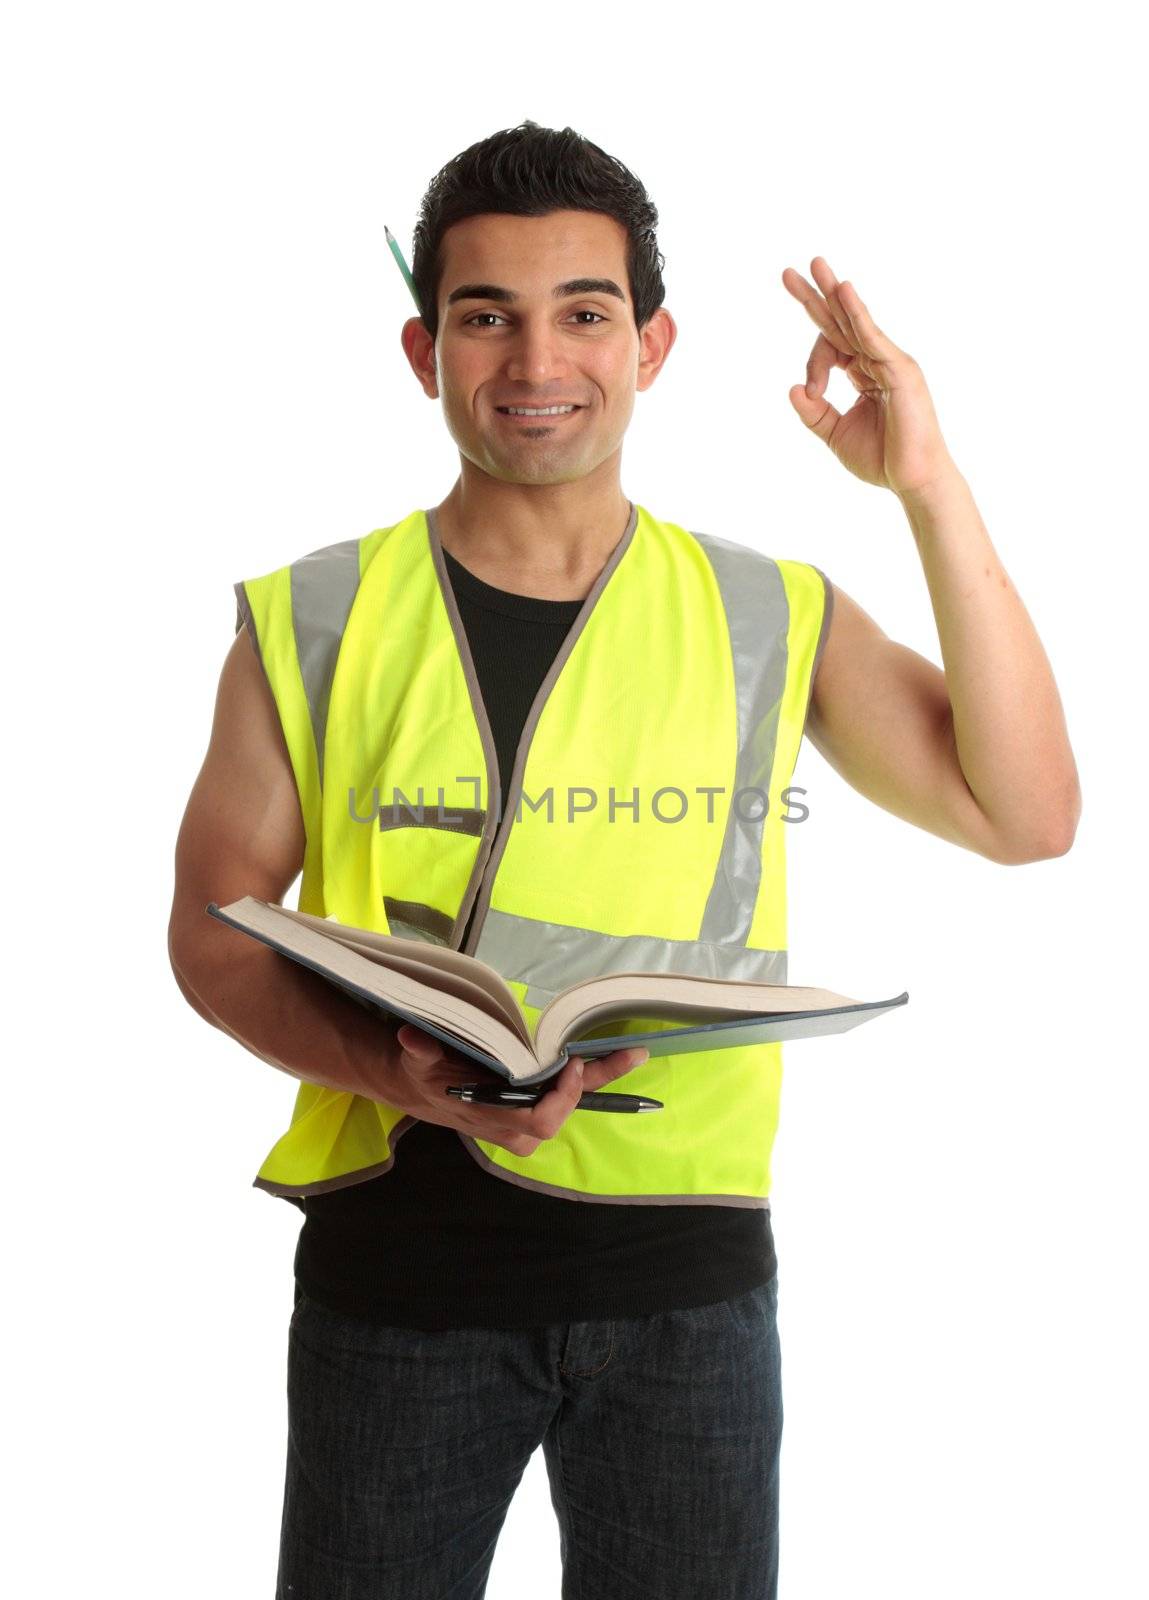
[690,530,789,949]
[290,538,362,785]
[475,907,788,1009]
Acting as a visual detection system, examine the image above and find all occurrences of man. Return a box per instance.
[168,121,1079,1599]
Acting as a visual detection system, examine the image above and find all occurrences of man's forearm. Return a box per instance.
[171,928,402,1102]
[898,463,1081,857]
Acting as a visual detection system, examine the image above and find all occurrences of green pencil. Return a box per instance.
[384,223,421,310]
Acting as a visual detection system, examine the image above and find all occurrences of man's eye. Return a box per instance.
[464,310,607,328]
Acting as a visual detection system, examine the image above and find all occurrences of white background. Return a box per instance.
[5,2,1145,1595]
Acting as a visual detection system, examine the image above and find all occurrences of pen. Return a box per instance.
[384,223,422,310]
[447,1086,663,1113]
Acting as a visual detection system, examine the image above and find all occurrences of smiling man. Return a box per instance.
[418,207,663,597]
[168,120,1080,1600]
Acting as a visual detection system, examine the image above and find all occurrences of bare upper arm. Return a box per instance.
[168,624,306,977]
[805,579,1003,858]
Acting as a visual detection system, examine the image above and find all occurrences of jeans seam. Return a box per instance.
[554,1411,581,1600]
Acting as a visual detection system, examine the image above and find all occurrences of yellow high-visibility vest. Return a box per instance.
[234,501,830,1207]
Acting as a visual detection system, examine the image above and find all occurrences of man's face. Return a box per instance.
[407,209,674,487]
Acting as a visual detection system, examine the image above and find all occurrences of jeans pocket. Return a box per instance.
[724,1274,779,1331]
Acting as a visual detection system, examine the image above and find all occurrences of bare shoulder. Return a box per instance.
[800,574,995,854]
[809,580,905,731]
[169,626,306,963]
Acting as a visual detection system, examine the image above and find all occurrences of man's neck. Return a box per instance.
[433,479,633,602]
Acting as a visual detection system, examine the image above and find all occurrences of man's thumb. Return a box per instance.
[398,1023,437,1059]
[789,382,837,441]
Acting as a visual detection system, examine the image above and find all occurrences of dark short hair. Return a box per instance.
[410,120,666,343]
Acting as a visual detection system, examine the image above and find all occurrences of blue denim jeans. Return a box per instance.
[276,1274,782,1599]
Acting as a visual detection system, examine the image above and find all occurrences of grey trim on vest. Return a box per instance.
[430,500,641,959]
[795,565,835,742]
[811,566,834,683]
[254,1113,773,1208]
[289,537,362,786]
[233,582,264,669]
[253,1115,421,1197]
[386,919,452,946]
[425,505,509,951]
[377,804,487,836]
[458,1134,772,1207]
[689,530,790,954]
[383,897,456,943]
[473,906,788,1009]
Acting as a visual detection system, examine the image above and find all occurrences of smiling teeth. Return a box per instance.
[501,405,576,415]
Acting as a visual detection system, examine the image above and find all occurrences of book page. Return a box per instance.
[535,972,859,1064]
[272,905,529,1039]
[214,898,540,1077]
[327,936,532,1044]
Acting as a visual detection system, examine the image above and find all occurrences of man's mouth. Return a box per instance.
[495,404,583,419]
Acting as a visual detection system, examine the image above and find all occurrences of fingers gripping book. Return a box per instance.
[206,897,909,1090]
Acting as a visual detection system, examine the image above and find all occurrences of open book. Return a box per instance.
[206,896,909,1088]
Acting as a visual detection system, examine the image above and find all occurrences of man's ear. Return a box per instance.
[401,316,439,399]
[636,306,677,395]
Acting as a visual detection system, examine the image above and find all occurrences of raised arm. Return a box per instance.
[782,255,1081,865]
[806,565,1079,865]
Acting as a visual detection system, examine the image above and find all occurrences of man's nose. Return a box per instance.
[504,322,573,384]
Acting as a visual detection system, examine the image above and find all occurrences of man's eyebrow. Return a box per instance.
[445,278,627,307]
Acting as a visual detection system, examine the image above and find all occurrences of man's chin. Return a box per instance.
[469,450,591,487]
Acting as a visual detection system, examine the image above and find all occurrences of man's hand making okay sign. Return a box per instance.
[784,256,956,500]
